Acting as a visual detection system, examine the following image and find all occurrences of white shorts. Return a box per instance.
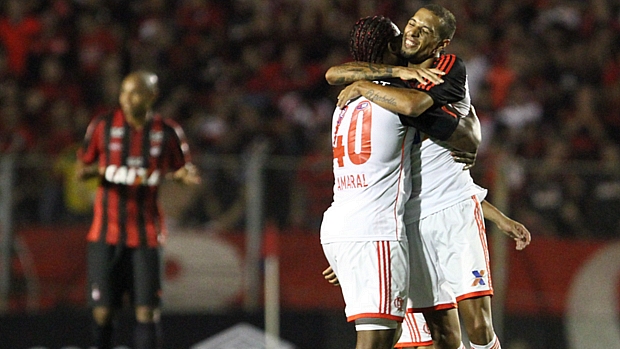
[407,196,493,311]
[323,240,408,324]
[394,311,433,348]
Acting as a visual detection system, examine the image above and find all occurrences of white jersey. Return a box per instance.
[405,80,487,223]
[321,97,414,243]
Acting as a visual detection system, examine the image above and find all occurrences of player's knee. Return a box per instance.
[92,306,113,325]
[435,330,462,348]
[135,305,158,323]
[355,318,399,349]
[465,317,494,344]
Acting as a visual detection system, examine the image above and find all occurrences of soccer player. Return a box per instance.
[324,200,531,349]
[321,15,481,349]
[76,70,200,349]
[326,4,531,349]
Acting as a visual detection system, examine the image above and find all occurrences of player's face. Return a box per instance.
[119,76,155,119]
[400,8,444,64]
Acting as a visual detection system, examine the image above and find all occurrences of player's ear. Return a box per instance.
[388,34,402,55]
[434,38,450,55]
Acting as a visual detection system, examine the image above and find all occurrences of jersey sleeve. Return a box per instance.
[401,54,467,140]
[399,105,459,141]
[163,118,192,171]
[410,54,467,107]
[77,116,105,165]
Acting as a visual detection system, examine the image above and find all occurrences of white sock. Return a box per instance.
[470,334,501,349]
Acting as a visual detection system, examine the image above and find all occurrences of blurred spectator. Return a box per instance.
[0,0,42,79]
[0,0,617,240]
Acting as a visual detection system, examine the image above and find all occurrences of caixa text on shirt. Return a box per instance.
[104,165,160,186]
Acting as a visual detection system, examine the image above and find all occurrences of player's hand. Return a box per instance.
[450,150,477,170]
[75,162,104,180]
[322,266,340,286]
[169,163,201,185]
[397,67,445,85]
[495,218,532,250]
[337,81,364,108]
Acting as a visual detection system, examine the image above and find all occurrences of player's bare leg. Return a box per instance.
[134,305,161,349]
[92,306,116,349]
[422,308,463,349]
[458,296,501,348]
[356,329,398,349]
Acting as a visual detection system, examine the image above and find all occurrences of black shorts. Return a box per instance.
[87,242,162,308]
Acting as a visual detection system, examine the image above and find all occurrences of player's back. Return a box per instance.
[321,93,413,243]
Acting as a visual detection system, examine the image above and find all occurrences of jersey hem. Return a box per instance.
[456,290,494,302]
[407,302,457,313]
[394,340,434,348]
[346,313,404,322]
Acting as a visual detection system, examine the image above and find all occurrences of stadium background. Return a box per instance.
[1,0,620,348]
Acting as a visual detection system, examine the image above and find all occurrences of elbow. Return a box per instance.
[325,69,339,85]
[402,102,431,118]
[402,96,434,117]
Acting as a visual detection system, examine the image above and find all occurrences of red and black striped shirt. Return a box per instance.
[78,109,191,247]
[399,54,467,140]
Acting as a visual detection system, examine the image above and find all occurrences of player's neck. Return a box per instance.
[407,55,437,69]
[125,111,152,129]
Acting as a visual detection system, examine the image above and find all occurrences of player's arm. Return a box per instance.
[76,116,105,181]
[481,200,532,250]
[325,61,444,86]
[444,105,481,153]
[163,120,201,185]
[337,80,434,117]
[76,162,104,180]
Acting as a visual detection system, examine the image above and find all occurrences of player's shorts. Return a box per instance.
[87,242,162,308]
[407,196,493,311]
[322,240,408,326]
[394,311,433,348]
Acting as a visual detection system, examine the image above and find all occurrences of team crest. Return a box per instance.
[394,296,404,312]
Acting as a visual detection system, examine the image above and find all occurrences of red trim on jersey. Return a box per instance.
[472,195,493,290]
[346,313,404,322]
[393,128,409,240]
[441,105,459,118]
[378,241,392,315]
[407,301,457,313]
[394,340,433,348]
[419,54,457,91]
[394,312,433,348]
[456,290,494,303]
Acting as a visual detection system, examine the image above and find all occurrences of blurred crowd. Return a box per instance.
[0,0,619,239]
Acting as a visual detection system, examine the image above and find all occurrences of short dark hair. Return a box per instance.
[349,15,399,63]
[422,4,456,41]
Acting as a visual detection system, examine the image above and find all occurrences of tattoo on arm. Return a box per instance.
[331,64,397,84]
[365,89,397,106]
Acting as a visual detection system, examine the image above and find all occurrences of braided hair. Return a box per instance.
[349,15,400,64]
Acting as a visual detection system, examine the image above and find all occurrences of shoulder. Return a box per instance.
[84,110,114,136]
[433,54,466,75]
[157,115,188,139]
